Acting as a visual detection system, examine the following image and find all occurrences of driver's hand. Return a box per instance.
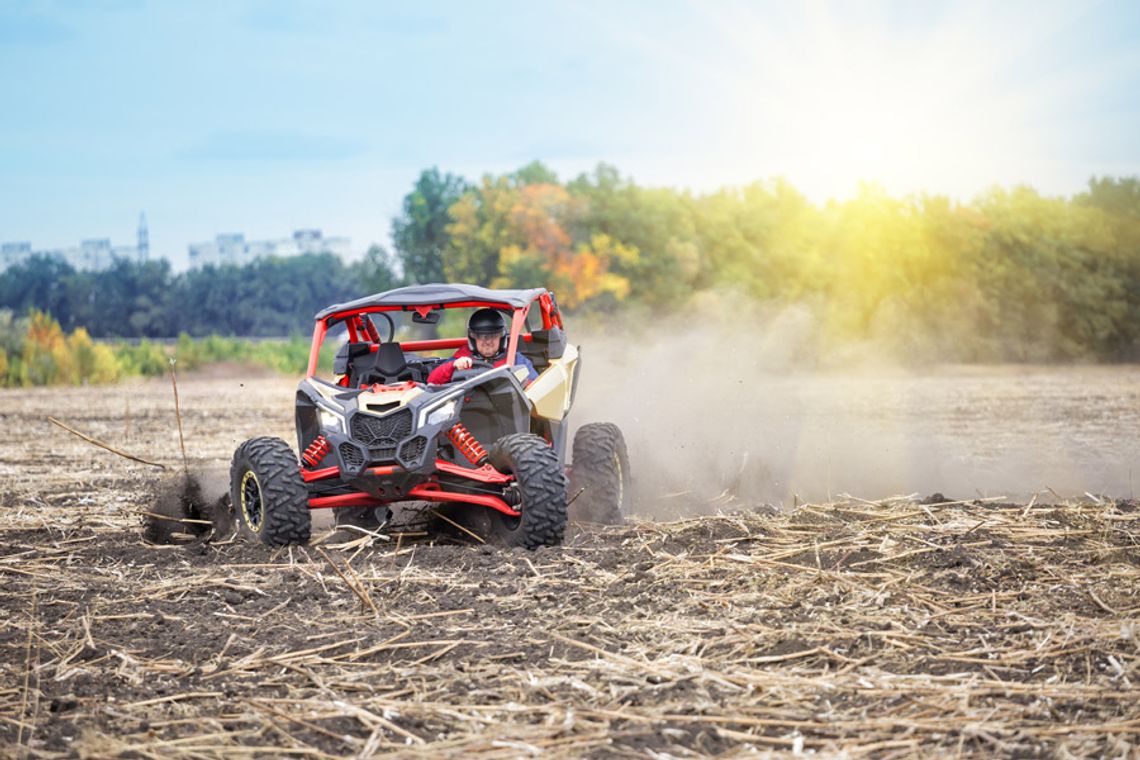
[454,356,473,371]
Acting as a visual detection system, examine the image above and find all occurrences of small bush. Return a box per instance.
[1,311,323,386]
[113,340,169,377]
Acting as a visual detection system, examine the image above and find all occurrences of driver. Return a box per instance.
[427,308,538,385]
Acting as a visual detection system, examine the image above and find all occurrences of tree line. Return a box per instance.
[392,164,1140,362]
[0,251,396,338]
[2,163,1138,362]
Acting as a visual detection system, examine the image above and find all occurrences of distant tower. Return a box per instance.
[137,212,149,261]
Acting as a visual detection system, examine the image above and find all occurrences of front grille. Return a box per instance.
[338,442,365,471]
[351,408,413,463]
[398,436,427,467]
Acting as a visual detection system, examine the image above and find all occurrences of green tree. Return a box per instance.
[392,167,469,284]
[513,160,559,186]
[1078,176,1140,220]
[569,164,701,306]
[354,244,401,294]
[0,254,77,326]
[444,175,519,286]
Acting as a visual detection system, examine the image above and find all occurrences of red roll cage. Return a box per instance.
[306,291,563,378]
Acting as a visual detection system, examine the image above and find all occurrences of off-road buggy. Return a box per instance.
[229,283,630,549]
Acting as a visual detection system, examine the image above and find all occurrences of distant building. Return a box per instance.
[187,228,351,268]
[1,219,353,273]
[0,213,150,272]
[80,239,113,270]
[188,233,246,267]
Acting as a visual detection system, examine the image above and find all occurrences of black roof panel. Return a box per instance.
[315,283,548,320]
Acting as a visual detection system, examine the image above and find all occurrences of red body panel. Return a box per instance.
[301,459,517,515]
[307,484,519,517]
[301,464,404,482]
[406,483,519,516]
[433,459,512,483]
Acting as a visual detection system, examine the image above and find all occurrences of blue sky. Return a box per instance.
[2,0,1138,268]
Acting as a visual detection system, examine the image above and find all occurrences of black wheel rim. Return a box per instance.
[240,470,264,532]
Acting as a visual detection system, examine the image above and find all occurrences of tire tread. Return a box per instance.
[489,433,568,549]
[568,422,630,525]
[230,436,311,546]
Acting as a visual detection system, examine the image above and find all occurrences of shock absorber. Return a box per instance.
[302,435,331,467]
[446,423,488,466]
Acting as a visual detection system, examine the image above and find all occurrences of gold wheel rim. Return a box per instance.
[240,469,264,533]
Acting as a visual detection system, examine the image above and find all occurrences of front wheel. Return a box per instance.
[488,434,568,549]
[567,422,631,525]
[230,437,311,546]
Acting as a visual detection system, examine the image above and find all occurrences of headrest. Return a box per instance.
[374,342,407,377]
[333,342,374,375]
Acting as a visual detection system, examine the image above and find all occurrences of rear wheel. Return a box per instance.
[568,422,631,525]
[230,437,311,546]
[488,434,568,549]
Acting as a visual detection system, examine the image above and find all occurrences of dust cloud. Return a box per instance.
[570,294,1140,517]
[142,467,234,544]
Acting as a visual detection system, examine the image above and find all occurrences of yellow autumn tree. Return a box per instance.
[68,327,121,384]
[22,310,74,385]
[446,178,637,308]
[561,233,638,307]
[444,176,518,285]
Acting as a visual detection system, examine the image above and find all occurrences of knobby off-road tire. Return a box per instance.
[488,433,568,549]
[230,436,311,547]
[568,422,631,525]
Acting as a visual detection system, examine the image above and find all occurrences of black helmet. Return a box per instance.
[467,308,507,354]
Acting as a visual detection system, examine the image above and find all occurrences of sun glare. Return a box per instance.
[781,53,992,195]
[699,3,1058,201]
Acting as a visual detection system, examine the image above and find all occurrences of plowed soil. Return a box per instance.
[1,374,1138,758]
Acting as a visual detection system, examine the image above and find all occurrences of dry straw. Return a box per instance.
[5,378,1138,757]
[2,486,1137,758]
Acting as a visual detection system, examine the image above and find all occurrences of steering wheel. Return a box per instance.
[368,313,395,343]
[451,358,496,382]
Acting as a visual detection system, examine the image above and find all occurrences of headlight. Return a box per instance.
[319,407,344,433]
[421,399,458,428]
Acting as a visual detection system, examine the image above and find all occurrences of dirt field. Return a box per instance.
[2,372,1139,758]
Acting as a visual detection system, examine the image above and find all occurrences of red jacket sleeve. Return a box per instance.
[427,359,456,385]
[427,346,472,385]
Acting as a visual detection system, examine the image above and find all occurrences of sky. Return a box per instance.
[1,0,1139,269]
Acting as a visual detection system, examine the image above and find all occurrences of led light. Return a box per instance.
[425,400,457,427]
[318,408,344,433]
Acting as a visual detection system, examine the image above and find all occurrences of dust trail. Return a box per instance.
[570,296,1140,517]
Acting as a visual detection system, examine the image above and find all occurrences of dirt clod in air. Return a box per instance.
[142,470,233,545]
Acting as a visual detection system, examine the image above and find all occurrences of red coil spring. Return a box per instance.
[302,435,331,467]
[446,423,488,465]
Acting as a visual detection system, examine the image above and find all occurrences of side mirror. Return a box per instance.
[412,310,440,325]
